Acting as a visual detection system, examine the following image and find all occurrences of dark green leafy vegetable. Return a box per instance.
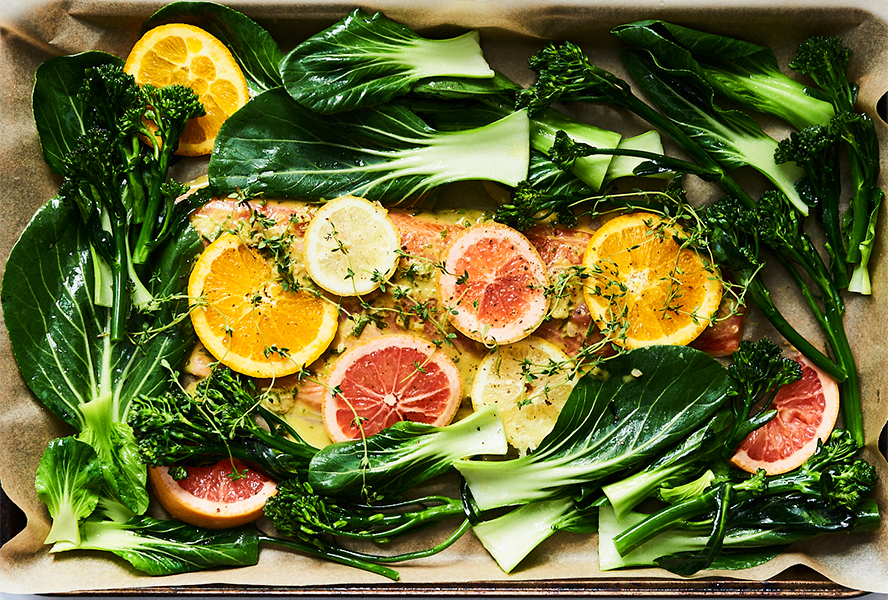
[31,52,124,175]
[281,9,494,114]
[609,429,878,565]
[598,496,880,571]
[309,403,507,499]
[3,195,202,514]
[35,437,106,545]
[31,54,204,339]
[611,20,835,130]
[50,516,260,576]
[618,47,807,215]
[208,88,529,203]
[455,345,736,512]
[601,410,733,520]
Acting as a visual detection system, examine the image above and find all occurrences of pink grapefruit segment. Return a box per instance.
[730,355,839,475]
[148,459,277,529]
[437,222,550,345]
[323,334,463,442]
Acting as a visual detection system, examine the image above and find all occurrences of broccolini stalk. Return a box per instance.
[610,430,878,558]
[702,196,846,382]
[753,191,862,445]
[722,339,802,453]
[774,124,848,289]
[55,62,204,339]
[789,36,884,294]
[264,478,469,566]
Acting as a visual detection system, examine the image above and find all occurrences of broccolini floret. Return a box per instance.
[788,36,884,294]
[608,429,878,569]
[129,366,317,478]
[59,63,204,339]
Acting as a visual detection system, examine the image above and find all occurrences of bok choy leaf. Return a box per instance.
[619,47,808,215]
[455,345,736,512]
[50,516,259,576]
[281,9,494,113]
[139,1,285,94]
[208,88,529,203]
[611,20,835,131]
[1,195,202,513]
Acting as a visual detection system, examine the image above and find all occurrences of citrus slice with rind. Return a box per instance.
[472,336,577,455]
[148,459,277,529]
[730,355,839,475]
[303,196,401,297]
[436,222,550,345]
[188,233,338,378]
[582,212,722,348]
[322,333,463,442]
[124,23,250,156]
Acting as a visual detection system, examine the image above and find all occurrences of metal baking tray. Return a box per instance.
[0,495,869,598]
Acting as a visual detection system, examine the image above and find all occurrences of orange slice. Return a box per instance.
[436,222,550,345]
[188,233,338,378]
[322,333,463,442]
[730,355,839,475]
[582,212,722,348]
[148,459,276,529]
[124,23,249,156]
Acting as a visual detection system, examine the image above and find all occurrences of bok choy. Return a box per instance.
[455,346,736,512]
[3,194,201,515]
[281,9,494,114]
[208,88,530,203]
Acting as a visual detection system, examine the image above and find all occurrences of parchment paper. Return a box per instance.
[1,0,887,594]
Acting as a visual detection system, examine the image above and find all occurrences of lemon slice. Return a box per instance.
[188,233,338,378]
[124,23,250,156]
[582,212,722,349]
[471,336,576,455]
[303,195,401,297]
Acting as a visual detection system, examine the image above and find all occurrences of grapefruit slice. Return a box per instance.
[322,333,463,442]
[436,222,550,345]
[730,355,840,475]
[148,459,277,529]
